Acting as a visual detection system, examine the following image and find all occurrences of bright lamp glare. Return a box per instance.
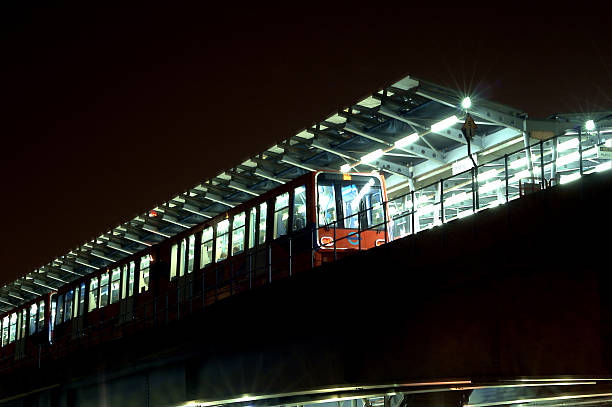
[431,115,458,132]
[585,120,596,131]
[360,149,384,164]
[395,133,419,148]
[340,164,352,173]
[461,97,472,109]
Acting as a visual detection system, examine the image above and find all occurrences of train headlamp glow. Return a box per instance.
[461,97,472,110]
[585,119,596,131]
[431,115,458,132]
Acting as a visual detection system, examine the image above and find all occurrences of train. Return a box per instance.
[0,170,389,372]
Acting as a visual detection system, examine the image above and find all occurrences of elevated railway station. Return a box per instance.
[1,75,611,407]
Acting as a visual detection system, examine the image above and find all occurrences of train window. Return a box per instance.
[187,234,195,273]
[317,184,337,226]
[64,289,74,322]
[248,207,256,249]
[100,273,110,307]
[79,283,86,316]
[2,316,8,346]
[20,309,27,338]
[121,264,128,299]
[170,243,178,279]
[9,312,17,343]
[74,286,80,317]
[274,193,289,239]
[56,295,64,325]
[29,303,38,335]
[292,185,307,231]
[39,301,45,331]
[89,277,99,312]
[232,212,245,255]
[215,219,230,262]
[200,227,213,268]
[179,239,186,277]
[139,255,150,293]
[259,202,267,245]
[128,261,135,297]
[341,184,360,228]
[110,268,121,304]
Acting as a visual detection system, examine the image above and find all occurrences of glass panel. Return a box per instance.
[100,273,109,307]
[506,147,540,201]
[79,283,85,316]
[258,202,267,245]
[73,286,80,318]
[200,227,214,268]
[110,268,121,304]
[443,170,474,222]
[477,156,507,210]
[56,295,64,325]
[2,316,8,346]
[20,309,27,339]
[388,192,413,240]
[170,243,178,279]
[274,193,289,239]
[248,207,257,249]
[9,313,17,343]
[179,239,186,277]
[89,277,99,312]
[121,264,128,299]
[38,301,45,330]
[64,290,73,321]
[128,261,135,296]
[317,184,337,226]
[292,185,307,231]
[232,213,245,255]
[187,235,195,273]
[215,219,230,262]
[415,183,440,232]
[29,303,38,335]
[139,255,150,293]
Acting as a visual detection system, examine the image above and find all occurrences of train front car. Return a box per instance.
[314,171,388,264]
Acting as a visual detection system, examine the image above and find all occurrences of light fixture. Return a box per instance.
[340,164,352,173]
[560,173,581,184]
[394,132,419,148]
[477,169,499,182]
[431,115,458,132]
[461,97,472,110]
[360,149,384,164]
[557,138,579,152]
[585,119,596,131]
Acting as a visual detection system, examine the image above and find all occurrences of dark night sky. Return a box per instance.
[1,4,610,286]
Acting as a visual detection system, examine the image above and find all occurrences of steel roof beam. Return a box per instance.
[228,180,260,197]
[253,167,286,184]
[107,241,136,255]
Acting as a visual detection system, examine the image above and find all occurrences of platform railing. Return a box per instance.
[1,131,611,373]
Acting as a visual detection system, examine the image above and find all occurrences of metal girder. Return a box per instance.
[181,203,214,219]
[90,249,118,263]
[31,278,60,290]
[344,124,393,147]
[107,241,136,255]
[280,155,320,172]
[0,296,16,307]
[123,231,152,247]
[228,180,260,197]
[141,223,172,238]
[158,212,191,229]
[203,192,236,208]
[253,167,286,184]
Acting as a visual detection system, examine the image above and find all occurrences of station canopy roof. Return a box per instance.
[1,75,610,312]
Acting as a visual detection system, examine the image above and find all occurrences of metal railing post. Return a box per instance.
[311,227,315,269]
[471,168,476,212]
[333,220,337,261]
[504,154,509,202]
[268,245,272,283]
[249,254,252,289]
[439,180,444,223]
[578,127,584,175]
[289,236,292,277]
[383,200,389,243]
[540,141,545,188]
[358,212,362,251]
[411,190,416,235]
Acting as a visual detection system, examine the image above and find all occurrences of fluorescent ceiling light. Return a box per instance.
[477,169,499,182]
[340,164,352,173]
[479,179,503,194]
[595,162,612,173]
[394,133,419,148]
[557,151,580,167]
[560,173,581,184]
[444,192,470,206]
[431,115,458,132]
[557,138,579,152]
[361,149,384,164]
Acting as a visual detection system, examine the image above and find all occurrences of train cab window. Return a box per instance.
[317,184,337,226]
[100,273,110,307]
[64,290,74,322]
[56,295,64,325]
[274,193,289,239]
[79,283,85,316]
[200,227,213,268]
[128,261,135,297]
[187,234,195,273]
[1,316,8,346]
[139,255,150,293]
[248,207,256,249]
[232,212,245,255]
[340,179,383,229]
[292,185,307,231]
[121,264,128,298]
[9,312,17,343]
[29,303,38,335]
[89,277,99,312]
[38,300,45,329]
[110,268,121,304]
[259,202,267,245]
[20,309,27,339]
[216,219,230,262]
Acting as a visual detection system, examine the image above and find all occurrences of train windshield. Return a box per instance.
[316,172,384,229]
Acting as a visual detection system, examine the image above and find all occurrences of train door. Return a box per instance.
[119,261,136,323]
[71,282,86,337]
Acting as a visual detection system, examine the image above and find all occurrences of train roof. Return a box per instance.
[1,74,610,312]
